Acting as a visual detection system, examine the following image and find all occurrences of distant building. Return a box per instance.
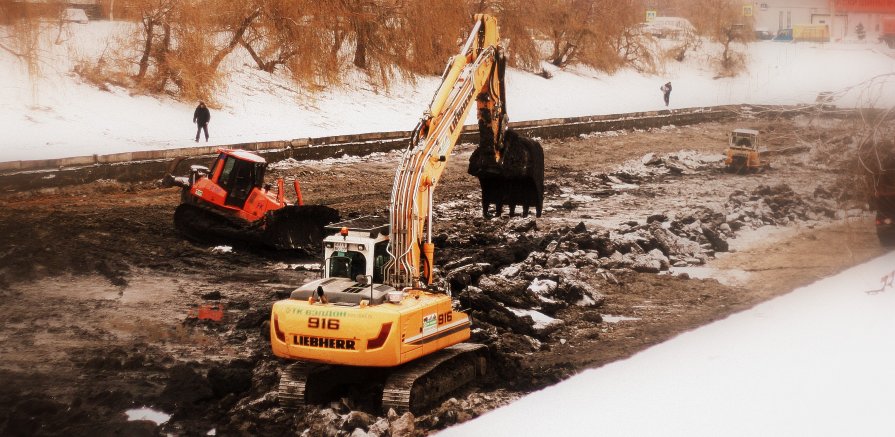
[750,0,895,41]
[4,0,107,22]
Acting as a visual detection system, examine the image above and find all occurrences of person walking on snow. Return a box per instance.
[660,82,672,107]
[193,101,210,142]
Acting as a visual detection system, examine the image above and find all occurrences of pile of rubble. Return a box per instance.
[438,182,842,375]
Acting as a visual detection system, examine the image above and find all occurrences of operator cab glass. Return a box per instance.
[219,156,266,207]
[329,251,367,280]
[373,241,388,283]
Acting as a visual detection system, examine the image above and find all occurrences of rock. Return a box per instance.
[344,411,376,431]
[647,213,667,223]
[631,254,661,273]
[445,263,492,291]
[684,257,704,265]
[368,418,390,437]
[389,412,416,437]
[305,409,341,437]
[649,222,701,259]
[425,398,472,428]
[647,248,670,270]
[477,275,539,308]
[556,278,605,307]
[612,230,650,254]
[443,256,476,271]
[545,252,570,268]
[499,264,522,278]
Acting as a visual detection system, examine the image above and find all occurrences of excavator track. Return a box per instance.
[381,343,487,415]
[277,344,487,414]
[278,362,313,409]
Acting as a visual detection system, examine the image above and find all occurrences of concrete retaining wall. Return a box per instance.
[0,104,793,191]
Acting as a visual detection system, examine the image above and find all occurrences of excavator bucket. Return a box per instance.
[262,205,340,250]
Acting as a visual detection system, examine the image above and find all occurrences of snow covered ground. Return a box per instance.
[3,21,895,161]
[439,251,895,437]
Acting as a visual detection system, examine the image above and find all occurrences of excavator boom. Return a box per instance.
[386,14,507,289]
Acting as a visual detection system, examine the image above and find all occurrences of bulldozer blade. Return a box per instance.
[262,205,340,250]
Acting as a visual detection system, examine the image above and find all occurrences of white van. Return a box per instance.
[644,17,695,40]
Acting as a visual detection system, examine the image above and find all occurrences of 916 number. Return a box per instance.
[437,312,452,325]
[308,317,340,330]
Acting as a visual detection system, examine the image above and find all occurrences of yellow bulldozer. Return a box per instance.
[725,128,770,174]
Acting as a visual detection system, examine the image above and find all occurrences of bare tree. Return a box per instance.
[683,0,751,76]
[515,0,644,73]
[473,0,541,72]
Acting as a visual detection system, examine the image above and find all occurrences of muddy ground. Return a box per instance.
[0,117,886,436]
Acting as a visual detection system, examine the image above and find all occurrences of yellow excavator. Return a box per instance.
[270,14,508,414]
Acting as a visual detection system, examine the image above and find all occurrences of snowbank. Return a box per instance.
[3,21,895,162]
[439,251,895,436]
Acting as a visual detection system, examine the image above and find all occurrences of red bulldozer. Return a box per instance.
[164,149,339,251]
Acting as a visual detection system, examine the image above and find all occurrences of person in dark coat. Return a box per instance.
[660,82,672,107]
[193,101,210,142]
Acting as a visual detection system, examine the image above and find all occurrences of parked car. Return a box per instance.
[773,28,793,41]
[754,28,774,40]
[62,8,89,24]
[643,17,696,40]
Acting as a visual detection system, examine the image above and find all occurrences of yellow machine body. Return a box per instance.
[271,282,470,367]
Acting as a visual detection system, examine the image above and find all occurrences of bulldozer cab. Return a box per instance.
[211,151,267,208]
[729,129,759,151]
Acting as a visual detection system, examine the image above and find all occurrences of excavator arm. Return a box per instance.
[386,14,507,289]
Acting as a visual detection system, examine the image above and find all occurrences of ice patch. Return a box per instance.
[125,407,170,425]
[509,308,560,330]
[211,245,233,254]
[527,278,557,295]
[669,266,752,286]
[291,263,322,271]
[602,314,641,323]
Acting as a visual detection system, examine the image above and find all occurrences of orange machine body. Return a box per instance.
[187,149,284,222]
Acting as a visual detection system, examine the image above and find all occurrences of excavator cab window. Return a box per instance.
[329,251,367,280]
[373,241,388,283]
